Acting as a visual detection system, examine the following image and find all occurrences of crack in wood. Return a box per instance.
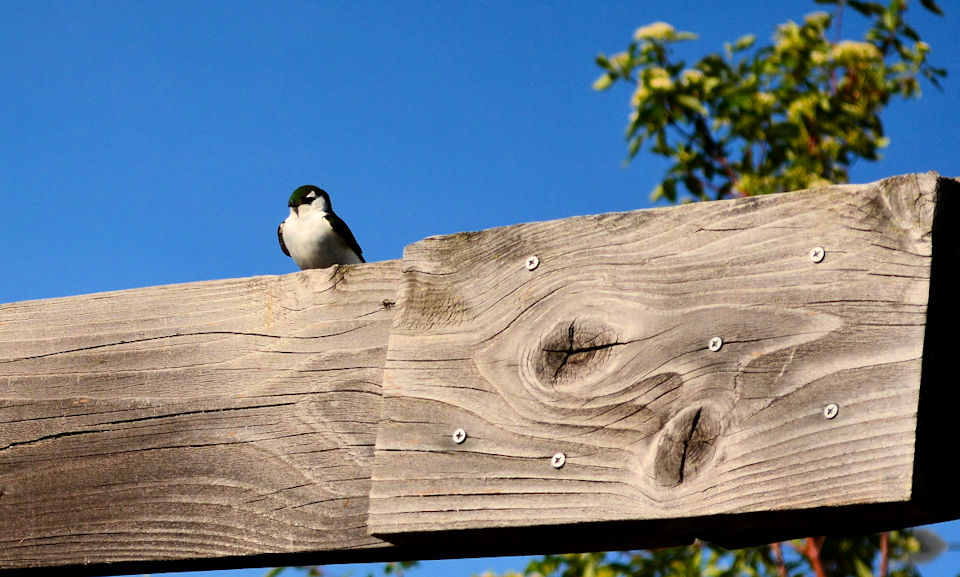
[0,402,298,452]
[0,330,338,364]
[654,405,719,487]
[542,321,628,382]
[677,407,702,484]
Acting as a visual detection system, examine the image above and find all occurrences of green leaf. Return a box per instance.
[702,75,722,95]
[766,122,802,141]
[848,0,886,16]
[684,175,705,197]
[592,74,614,91]
[854,557,875,577]
[651,178,678,202]
[923,67,945,90]
[902,24,920,42]
[919,0,944,16]
[882,9,898,31]
[733,34,757,52]
[676,94,708,114]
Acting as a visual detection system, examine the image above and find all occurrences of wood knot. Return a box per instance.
[533,318,621,391]
[653,405,720,487]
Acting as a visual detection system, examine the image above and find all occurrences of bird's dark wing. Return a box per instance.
[278,222,290,256]
[325,214,365,262]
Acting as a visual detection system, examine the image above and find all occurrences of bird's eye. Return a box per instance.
[305,192,317,201]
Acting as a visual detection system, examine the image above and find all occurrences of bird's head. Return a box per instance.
[288,185,332,215]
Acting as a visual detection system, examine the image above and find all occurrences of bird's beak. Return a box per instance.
[291,205,299,216]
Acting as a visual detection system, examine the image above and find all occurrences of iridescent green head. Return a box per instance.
[288,185,330,208]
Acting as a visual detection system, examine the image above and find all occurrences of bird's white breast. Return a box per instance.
[282,207,363,269]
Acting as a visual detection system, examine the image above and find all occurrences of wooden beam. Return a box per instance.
[1,173,959,576]
[370,172,960,540]
[0,263,403,575]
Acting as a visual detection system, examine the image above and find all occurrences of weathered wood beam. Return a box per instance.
[0,263,404,575]
[370,172,960,540]
[1,173,958,576]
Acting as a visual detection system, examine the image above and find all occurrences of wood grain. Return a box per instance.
[0,262,400,574]
[371,173,955,541]
[3,174,959,575]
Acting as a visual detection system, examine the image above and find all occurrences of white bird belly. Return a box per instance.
[283,212,363,269]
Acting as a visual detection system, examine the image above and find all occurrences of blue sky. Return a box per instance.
[2,1,959,577]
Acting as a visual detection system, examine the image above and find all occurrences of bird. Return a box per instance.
[278,185,365,269]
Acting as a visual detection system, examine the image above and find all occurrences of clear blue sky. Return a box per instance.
[2,2,958,577]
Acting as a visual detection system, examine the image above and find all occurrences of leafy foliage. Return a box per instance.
[502,532,926,577]
[268,560,421,577]
[593,0,945,202]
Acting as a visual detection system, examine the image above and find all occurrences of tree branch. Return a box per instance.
[879,532,889,577]
[770,542,788,577]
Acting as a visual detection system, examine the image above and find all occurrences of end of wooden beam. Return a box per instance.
[913,175,960,514]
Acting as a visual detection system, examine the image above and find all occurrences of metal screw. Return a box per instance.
[525,255,540,271]
[708,336,723,352]
[453,428,467,444]
[823,403,839,419]
[551,452,566,469]
[810,246,825,263]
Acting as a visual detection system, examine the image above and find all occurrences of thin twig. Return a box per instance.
[879,532,889,577]
[805,536,827,577]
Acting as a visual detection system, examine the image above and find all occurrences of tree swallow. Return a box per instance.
[278,185,365,269]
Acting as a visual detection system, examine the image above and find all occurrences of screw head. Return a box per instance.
[551,452,566,469]
[810,246,825,263]
[823,403,839,419]
[708,336,723,352]
[453,428,467,444]
[525,255,540,270]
